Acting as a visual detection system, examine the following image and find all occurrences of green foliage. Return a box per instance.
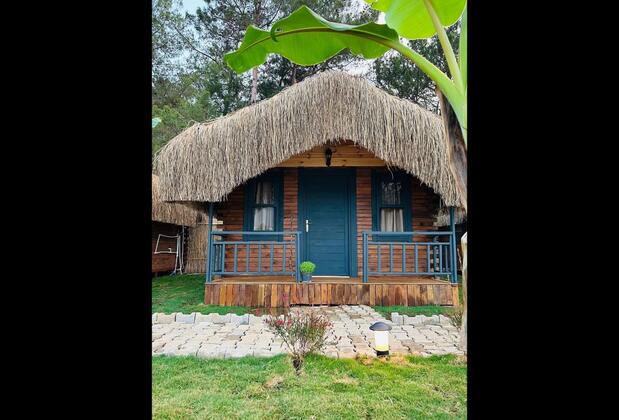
[152,88,218,155]
[459,6,467,91]
[152,354,467,418]
[225,6,399,73]
[152,274,252,314]
[299,261,316,274]
[364,0,466,39]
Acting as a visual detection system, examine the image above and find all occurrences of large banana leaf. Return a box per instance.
[224,6,399,73]
[364,0,466,39]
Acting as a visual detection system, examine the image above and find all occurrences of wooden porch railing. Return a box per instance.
[206,231,301,282]
[362,231,458,284]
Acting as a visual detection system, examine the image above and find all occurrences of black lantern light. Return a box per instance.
[325,147,332,167]
[369,321,392,356]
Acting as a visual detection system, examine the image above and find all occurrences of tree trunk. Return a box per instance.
[251,67,258,103]
[437,91,467,211]
[437,90,467,355]
[459,232,467,353]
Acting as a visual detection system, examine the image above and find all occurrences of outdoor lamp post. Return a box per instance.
[369,321,392,357]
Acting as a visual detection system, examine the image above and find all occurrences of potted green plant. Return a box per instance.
[299,261,316,282]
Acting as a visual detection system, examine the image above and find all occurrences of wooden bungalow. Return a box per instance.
[151,174,203,275]
[154,71,465,307]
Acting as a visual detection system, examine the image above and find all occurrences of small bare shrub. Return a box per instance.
[265,310,331,374]
[449,306,463,328]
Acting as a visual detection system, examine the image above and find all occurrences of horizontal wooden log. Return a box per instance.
[204,281,456,308]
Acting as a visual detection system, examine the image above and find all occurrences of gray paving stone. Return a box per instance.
[175,313,196,323]
[391,313,404,325]
[197,346,224,358]
[156,313,176,324]
[229,314,245,325]
[152,341,166,352]
[195,313,214,323]
[176,348,199,356]
[212,313,231,324]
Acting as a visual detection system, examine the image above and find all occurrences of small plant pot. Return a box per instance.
[301,273,312,282]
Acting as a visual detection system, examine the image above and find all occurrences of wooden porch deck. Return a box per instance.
[204,276,459,308]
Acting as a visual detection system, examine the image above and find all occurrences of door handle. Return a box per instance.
[305,219,310,232]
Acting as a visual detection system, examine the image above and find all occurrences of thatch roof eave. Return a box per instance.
[154,71,465,207]
[152,174,204,227]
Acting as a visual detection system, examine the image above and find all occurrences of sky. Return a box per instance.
[179,0,202,12]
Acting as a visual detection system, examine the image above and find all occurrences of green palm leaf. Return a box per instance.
[364,0,466,40]
[224,6,399,73]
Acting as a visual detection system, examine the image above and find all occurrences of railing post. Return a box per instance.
[449,207,458,284]
[363,232,368,283]
[205,202,214,283]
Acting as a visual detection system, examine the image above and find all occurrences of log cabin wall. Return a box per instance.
[215,143,442,277]
[215,168,299,274]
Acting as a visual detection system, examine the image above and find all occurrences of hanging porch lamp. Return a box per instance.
[324,147,332,166]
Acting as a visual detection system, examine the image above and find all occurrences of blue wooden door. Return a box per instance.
[299,168,354,276]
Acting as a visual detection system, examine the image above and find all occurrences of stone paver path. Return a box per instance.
[152,305,462,359]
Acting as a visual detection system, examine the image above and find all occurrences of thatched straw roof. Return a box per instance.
[152,174,203,227]
[154,71,464,207]
[434,207,467,227]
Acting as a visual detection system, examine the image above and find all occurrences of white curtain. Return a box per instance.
[380,208,404,232]
[254,207,274,231]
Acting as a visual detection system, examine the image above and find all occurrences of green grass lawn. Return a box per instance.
[374,305,456,318]
[152,354,467,419]
[152,274,252,315]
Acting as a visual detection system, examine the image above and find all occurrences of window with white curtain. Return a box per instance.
[244,171,283,241]
[380,181,404,232]
[252,181,275,231]
[372,170,412,240]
